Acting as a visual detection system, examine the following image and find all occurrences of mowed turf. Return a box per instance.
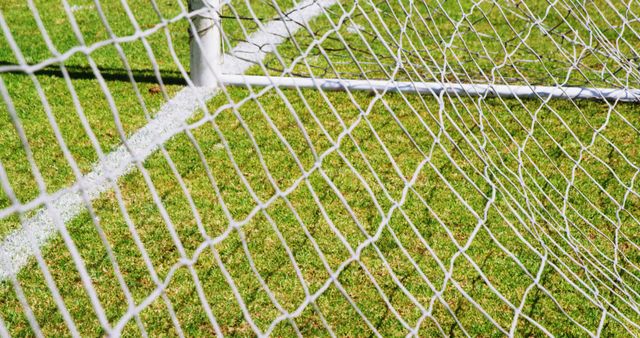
[1,0,640,336]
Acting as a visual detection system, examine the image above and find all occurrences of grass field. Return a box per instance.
[1,0,640,336]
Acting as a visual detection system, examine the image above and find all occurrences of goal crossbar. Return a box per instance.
[219,74,640,102]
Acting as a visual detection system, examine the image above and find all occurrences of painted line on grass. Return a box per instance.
[0,0,337,281]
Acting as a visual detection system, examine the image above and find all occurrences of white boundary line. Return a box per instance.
[0,0,337,281]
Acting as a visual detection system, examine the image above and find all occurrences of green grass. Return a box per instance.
[1,0,640,336]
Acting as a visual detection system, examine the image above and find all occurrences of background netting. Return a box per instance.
[0,0,639,336]
[229,0,640,88]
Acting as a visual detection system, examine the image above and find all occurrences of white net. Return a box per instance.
[0,0,639,336]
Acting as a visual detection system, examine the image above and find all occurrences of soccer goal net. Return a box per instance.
[0,0,639,336]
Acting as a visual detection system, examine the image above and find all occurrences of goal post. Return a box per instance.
[190,1,640,103]
[219,74,640,102]
[189,0,222,87]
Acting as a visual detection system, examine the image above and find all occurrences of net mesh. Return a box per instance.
[0,0,639,336]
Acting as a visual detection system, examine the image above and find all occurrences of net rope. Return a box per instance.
[0,0,639,336]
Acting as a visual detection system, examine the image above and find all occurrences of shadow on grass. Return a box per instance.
[0,60,187,86]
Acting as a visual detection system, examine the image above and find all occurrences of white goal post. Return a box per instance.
[190,0,223,87]
[220,73,640,102]
[190,0,640,103]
